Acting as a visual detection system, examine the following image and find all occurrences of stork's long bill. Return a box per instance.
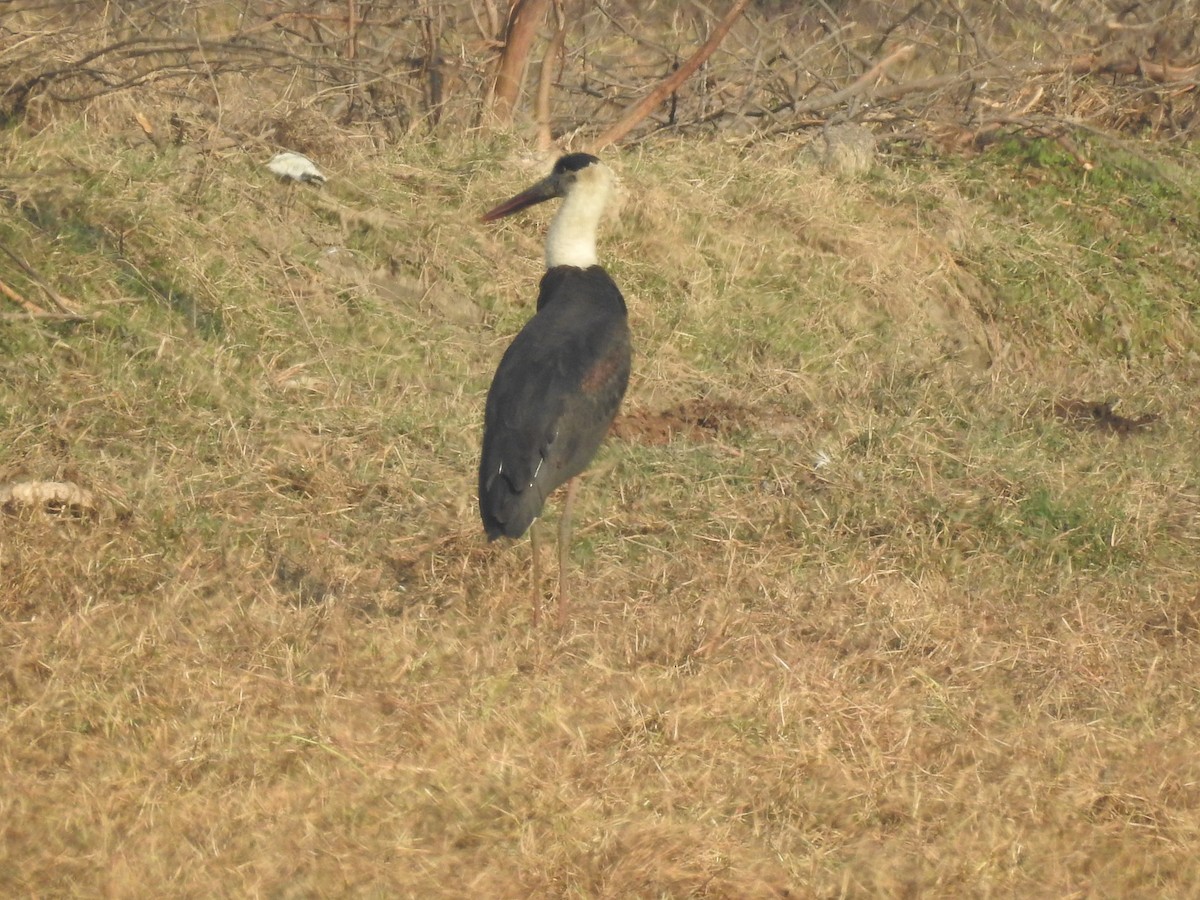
[482,153,614,270]
[480,178,559,222]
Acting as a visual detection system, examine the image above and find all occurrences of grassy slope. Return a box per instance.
[2,123,1199,897]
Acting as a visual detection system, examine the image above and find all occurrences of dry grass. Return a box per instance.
[3,112,1200,898]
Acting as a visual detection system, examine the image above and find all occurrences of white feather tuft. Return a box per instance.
[267,151,327,184]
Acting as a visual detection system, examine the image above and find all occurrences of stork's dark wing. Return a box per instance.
[479,267,630,540]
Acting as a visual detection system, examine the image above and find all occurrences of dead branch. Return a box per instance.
[590,0,754,151]
[534,1,569,151]
[1059,54,1200,85]
[0,310,95,323]
[0,277,44,315]
[789,43,918,115]
[872,71,976,101]
[0,240,79,315]
[489,0,554,125]
[968,113,1093,166]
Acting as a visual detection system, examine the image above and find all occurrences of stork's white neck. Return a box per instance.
[545,164,614,269]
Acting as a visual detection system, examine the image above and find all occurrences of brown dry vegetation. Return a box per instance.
[4,2,1200,898]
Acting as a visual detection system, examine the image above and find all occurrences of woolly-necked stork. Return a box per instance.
[479,153,631,626]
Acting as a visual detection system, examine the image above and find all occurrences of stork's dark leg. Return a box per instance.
[556,476,581,627]
[530,520,544,626]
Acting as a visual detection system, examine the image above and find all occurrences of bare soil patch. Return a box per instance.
[1052,398,1161,436]
[613,398,757,445]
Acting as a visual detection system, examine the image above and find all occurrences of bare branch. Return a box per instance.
[789,43,918,116]
[534,0,569,151]
[591,0,754,152]
[489,0,553,125]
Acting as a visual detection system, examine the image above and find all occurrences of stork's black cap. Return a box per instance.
[553,153,601,174]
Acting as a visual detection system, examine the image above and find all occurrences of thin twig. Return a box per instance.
[0,240,79,314]
[0,310,95,323]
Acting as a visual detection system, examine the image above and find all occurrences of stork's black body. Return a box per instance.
[477,153,630,626]
[480,266,630,539]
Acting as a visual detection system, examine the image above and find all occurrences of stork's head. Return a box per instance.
[482,154,614,270]
[481,154,613,222]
